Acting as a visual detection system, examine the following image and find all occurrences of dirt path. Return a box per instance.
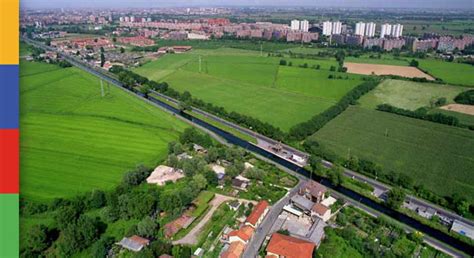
[440,104,474,115]
[172,194,256,245]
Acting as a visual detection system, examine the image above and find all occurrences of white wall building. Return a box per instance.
[130,16,135,22]
[391,24,403,38]
[291,20,300,31]
[365,22,376,37]
[322,21,332,36]
[300,20,309,32]
[380,23,392,38]
[332,21,342,35]
[355,22,365,36]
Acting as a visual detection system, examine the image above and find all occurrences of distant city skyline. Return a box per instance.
[21,0,474,9]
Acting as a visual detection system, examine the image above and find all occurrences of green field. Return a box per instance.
[20,61,187,202]
[418,60,474,87]
[311,106,474,201]
[135,49,363,131]
[359,79,469,110]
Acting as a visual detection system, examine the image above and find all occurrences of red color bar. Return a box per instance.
[0,129,19,193]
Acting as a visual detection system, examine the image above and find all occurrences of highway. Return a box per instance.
[24,38,473,256]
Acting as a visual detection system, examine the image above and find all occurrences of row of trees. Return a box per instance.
[454,89,474,105]
[376,104,460,127]
[288,80,380,140]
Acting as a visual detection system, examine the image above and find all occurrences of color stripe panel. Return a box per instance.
[0,65,19,129]
[0,129,19,193]
[0,0,19,64]
[0,194,19,258]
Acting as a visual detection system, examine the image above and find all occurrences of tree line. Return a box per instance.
[376,104,460,127]
[288,79,380,140]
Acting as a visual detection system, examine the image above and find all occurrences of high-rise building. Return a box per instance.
[322,21,332,36]
[124,16,130,22]
[365,22,376,37]
[291,20,300,31]
[300,20,309,32]
[391,24,403,38]
[355,22,365,36]
[332,21,342,35]
[380,23,392,38]
[130,16,135,22]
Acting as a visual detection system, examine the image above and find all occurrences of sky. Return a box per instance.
[21,0,474,9]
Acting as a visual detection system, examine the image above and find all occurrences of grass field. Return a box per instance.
[20,61,187,202]
[135,49,363,131]
[311,106,474,201]
[418,60,474,87]
[359,79,469,110]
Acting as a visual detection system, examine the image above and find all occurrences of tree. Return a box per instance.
[193,174,208,190]
[25,224,50,253]
[90,236,114,258]
[279,59,287,66]
[409,59,419,67]
[386,187,406,209]
[178,101,191,112]
[137,216,158,238]
[139,84,151,98]
[308,155,322,172]
[100,52,105,67]
[120,47,125,53]
[55,205,81,230]
[88,190,106,209]
[329,165,345,186]
[277,229,290,235]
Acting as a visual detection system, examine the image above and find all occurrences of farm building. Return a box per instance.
[146,165,184,186]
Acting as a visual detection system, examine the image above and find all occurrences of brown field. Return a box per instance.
[440,104,474,115]
[344,62,435,80]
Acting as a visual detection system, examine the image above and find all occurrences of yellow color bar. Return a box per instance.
[0,0,19,64]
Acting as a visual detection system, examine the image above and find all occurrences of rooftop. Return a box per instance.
[246,200,269,226]
[146,165,184,186]
[312,203,329,216]
[228,225,255,242]
[266,233,315,258]
[221,241,246,258]
[117,235,150,252]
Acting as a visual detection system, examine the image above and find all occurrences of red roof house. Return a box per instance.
[228,225,255,244]
[266,233,315,258]
[245,200,269,228]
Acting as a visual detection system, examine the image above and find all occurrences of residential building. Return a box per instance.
[355,22,365,36]
[363,37,384,49]
[391,24,403,37]
[311,203,331,222]
[227,225,255,244]
[322,21,332,36]
[245,200,269,228]
[345,35,363,46]
[380,23,392,38]
[332,21,342,35]
[117,235,150,252]
[266,233,315,258]
[220,241,245,258]
[300,20,309,32]
[383,38,405,51]
[365,22,376,37]
[291,20,300,31]
[299,180,327,203]
[291,195,315,212]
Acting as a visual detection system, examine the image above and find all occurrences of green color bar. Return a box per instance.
[0,194,19,258]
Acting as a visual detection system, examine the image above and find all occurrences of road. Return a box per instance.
[25,39,472,256]
[243,180,307,258]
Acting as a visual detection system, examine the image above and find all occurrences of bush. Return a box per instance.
[454,89,474,105]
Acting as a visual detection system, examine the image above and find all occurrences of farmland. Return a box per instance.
[344,62,434,80]
[311,106,474,202]
[358,79,469,110]
[20,61,187,202]
[135,48,363,131]
[417,60,474,87]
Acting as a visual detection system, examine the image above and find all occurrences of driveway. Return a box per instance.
[173,193,255,245]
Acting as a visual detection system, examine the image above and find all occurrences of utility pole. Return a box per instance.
[100,79,105,97]
[199,56,202,73]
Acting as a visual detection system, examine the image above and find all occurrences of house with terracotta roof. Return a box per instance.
[220,241,245,258]
[311,203,331,222]
[117,235,150,252]
[227,225,255,244]
[266,233,315,258]
[298,180,327,203]
[245,200,270,228]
